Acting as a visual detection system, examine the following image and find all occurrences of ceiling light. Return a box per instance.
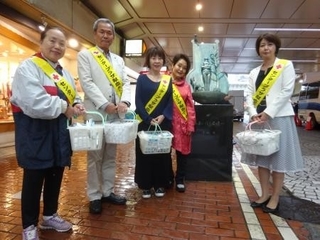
[68,38,79,48]
[195,3,202,11]
[254,28,320,32]
[280,48,320,51]
[18,48,24,54]
[198,26,204,32]
[38,25,45,31]
[224,59,317,63]
[291,59,317,63]
[39,15,48,32]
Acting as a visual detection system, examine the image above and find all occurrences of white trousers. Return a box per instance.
[86,141,116,201]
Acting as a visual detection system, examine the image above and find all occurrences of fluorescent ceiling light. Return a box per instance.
[254,28,320,32]
[222,59,317,63]
[244,47,320,51]
[280,48,320,51]
[291,59,317,63]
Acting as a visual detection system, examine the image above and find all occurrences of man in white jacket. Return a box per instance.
[77,18,131,214]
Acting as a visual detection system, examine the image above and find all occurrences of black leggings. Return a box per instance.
[21,166,64,228]
[175,151,187,184]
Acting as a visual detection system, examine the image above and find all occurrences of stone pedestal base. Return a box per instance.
[185,104,233,181]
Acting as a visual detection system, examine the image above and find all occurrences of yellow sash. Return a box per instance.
[253,59,288,108]
[136,75,171,122]
[31,56,76,104]
[173,84,187,120]
[89,47,123,98]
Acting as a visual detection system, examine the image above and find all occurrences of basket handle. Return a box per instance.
[124,109,137,120]
[246,120,272,131]
[67,111,105,127]
[147,123,162,133]
[105,109,136,121]
[85,111,105,124]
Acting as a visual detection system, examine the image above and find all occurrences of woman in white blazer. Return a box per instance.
[244,33,304,213]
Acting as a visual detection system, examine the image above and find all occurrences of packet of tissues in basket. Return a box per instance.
[104,110,139,144]
[235,121,281,156]
[68,111,105,151]
[137,124,173,154]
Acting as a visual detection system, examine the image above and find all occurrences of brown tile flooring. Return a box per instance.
[0,125,314,240]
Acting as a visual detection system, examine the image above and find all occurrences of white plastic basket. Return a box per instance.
[68,111,105,151]
[104,110,139,144]
[137,124,173,154]
[235,121,281,156]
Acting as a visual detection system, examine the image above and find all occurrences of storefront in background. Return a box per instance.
[0,34,34,123]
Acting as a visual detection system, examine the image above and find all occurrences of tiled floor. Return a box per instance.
[0,122,319,240]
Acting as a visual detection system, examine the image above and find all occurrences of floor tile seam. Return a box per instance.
[232,165,267,240]
[239,162,299,240]
[269,214,299,240]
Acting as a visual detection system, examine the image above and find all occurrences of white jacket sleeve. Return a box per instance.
[10,59,69,119]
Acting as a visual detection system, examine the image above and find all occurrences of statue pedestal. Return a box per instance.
[185,104,233,181]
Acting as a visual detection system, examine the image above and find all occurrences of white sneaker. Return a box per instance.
[22,225,39,240]
[39,213,72,232]
[154,188,165,197]
[142,189,151,199]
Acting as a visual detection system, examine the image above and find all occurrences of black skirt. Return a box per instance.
[134,122,173,190]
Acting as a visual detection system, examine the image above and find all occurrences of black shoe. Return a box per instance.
[262,203,279,213]
[250,197,270,208]
[89,199,102,214]
[176,183,186,193]
[101,193,127,205]
[166,180,174,189]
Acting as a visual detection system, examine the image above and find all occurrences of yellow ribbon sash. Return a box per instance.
[253,59,288,108]
[89,47,123,98]
[137,74,171,122]
[173,84,187,120]
[31,56,76,104]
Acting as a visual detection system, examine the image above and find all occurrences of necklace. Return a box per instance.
[148,73,161,82]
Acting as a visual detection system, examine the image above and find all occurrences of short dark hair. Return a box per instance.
[144,46,166,68]
[172,53,191,75]
[255,33,281,56]
[40,27,66,41]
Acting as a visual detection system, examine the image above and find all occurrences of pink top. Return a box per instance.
[171,79,196,154]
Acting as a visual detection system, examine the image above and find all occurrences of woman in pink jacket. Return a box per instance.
[171,54,196,192]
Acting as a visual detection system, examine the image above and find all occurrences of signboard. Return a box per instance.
[125,39,146,57]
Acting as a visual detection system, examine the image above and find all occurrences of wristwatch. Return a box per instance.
[122,101,131,107]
